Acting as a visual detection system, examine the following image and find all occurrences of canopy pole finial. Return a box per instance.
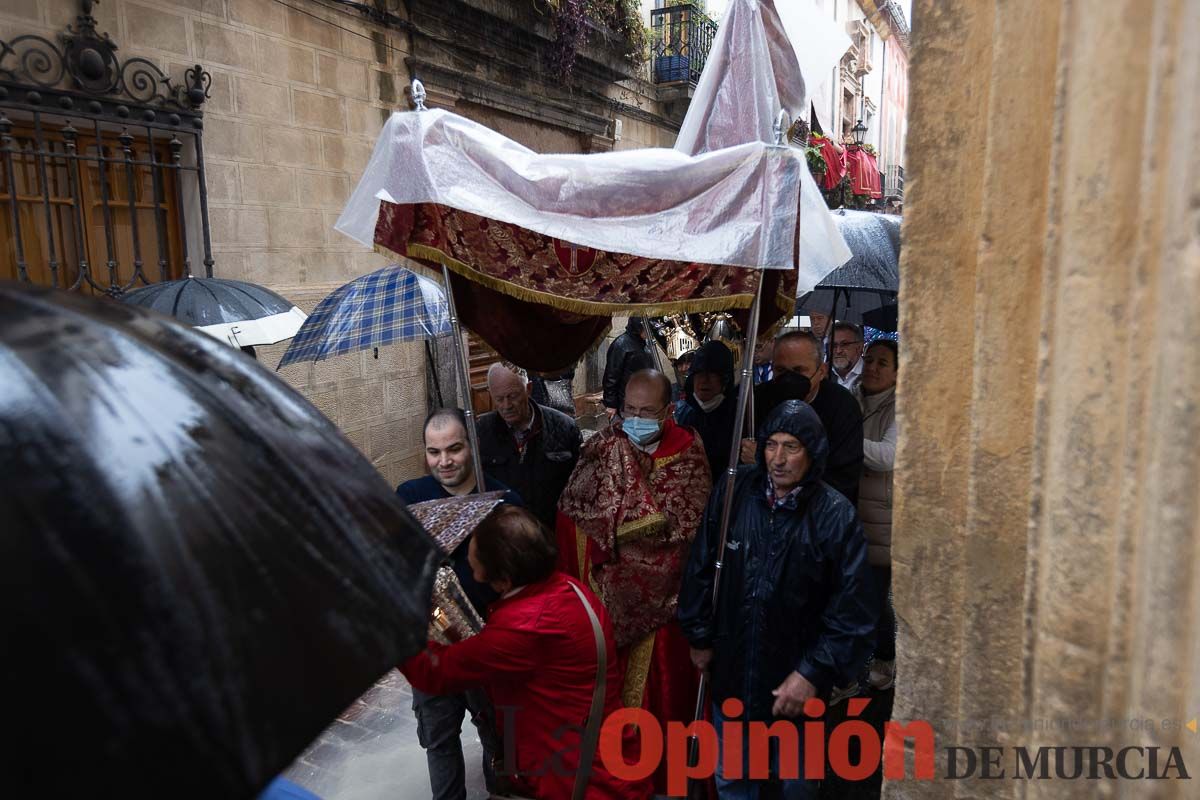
[773,110,791,145]
[411,78,428,112]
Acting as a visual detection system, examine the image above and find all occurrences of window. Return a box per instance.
[1,120,186,294]
[0,2,213,295]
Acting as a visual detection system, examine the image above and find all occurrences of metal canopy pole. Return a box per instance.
[687,113,791,786]
[441,262,486,492]
[687,272,764,732]
[640,315,665,374]
[409,77,485,492]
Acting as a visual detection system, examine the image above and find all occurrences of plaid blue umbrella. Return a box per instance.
[278,265,450,368]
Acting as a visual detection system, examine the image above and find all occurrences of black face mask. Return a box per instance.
[762,371,812,418]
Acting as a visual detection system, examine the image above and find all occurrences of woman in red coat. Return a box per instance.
[401,506,651,800]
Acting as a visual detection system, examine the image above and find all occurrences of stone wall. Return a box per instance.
[175,0,422,486]
[0,0,693,482]
[889,1,1200,797]
[0,0,426,485]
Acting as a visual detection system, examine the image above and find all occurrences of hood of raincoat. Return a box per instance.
[756,399,828,487]
[683,339,735,405]
[690,340,734,388]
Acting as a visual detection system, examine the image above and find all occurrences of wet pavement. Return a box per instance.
[284,669,488,800]
[283,671,893,800]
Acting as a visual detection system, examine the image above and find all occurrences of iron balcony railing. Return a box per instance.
[885,163,905,199]
[650,3,717,85]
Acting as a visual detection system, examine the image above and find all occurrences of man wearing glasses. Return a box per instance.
[556,369,712,795]
[831,322,866,393]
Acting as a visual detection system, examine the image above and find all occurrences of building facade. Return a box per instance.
[811,0,909,202]
[0,0,680,486]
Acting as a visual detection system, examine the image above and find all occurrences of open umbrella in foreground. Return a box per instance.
[277,264,449,368]
[122,275,308,347]
[0,284,441,799]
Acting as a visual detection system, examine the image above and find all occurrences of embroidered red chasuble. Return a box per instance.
[556,420,711,794]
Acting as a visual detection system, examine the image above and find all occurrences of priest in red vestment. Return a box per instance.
[556,369,712,795]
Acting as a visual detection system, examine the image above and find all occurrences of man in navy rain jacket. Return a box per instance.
[678,400,876,799]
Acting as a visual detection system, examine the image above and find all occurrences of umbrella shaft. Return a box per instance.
[441,263,487,492]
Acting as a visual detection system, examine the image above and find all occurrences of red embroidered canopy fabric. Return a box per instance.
[374,200,797,370]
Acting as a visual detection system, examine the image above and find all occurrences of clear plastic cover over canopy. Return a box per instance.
[674,0,853,288]
[682,0,851,139]
[335,109,849,277]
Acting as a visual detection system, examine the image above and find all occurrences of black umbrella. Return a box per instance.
[822,209,900,291]
[796,210,900,346]
[0,284,440,799]
[862,302,899,333]
[122,276,307,348]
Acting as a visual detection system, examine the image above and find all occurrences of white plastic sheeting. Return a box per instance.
[335,109,818,271]
[674,0,852,291]
[334,0,852,283]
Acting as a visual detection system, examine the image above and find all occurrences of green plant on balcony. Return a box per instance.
[804,141,827,176]
[541,0,648,76]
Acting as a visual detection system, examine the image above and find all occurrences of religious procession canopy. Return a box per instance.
[334,0,852,369]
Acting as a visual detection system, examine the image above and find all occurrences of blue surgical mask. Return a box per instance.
[623,415,662,445]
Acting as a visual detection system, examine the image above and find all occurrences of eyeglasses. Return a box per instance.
[832,340,862,350]
[621,404,668,419]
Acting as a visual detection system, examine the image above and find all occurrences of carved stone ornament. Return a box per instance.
[0,0,210,113]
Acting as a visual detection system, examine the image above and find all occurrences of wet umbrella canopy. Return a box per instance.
[820,209,900,292]
[0,285,441,798]
[122,276,308,347]
[796,210,901,320]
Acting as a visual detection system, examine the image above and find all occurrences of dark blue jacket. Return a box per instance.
[674,340,737,481]
[477,404,581,531]
[396,474,522,616]
[677,401,876,720]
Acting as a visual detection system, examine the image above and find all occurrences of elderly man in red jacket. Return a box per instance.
[401,506,651,800]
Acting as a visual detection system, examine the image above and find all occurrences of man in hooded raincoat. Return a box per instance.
[678,400,877,799]
[674,340,738,482]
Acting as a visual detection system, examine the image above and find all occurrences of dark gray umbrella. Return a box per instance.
[796,209,900,331]
[0,284,440,799]
[122,276,307,347]
[820,209,900,293]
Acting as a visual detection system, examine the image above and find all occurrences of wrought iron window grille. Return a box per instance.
[0,0,214,295]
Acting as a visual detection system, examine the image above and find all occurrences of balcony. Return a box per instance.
[650,3,718,86]
[885,164,905,199]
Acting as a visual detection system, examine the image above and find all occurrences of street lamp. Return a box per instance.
[851,118,868,146]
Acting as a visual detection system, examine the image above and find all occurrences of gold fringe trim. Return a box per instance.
[622,631,657,710]
[376,242,431,275]
[387,241,792,317]
[615,512,667,545]
[380,242,618,357]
